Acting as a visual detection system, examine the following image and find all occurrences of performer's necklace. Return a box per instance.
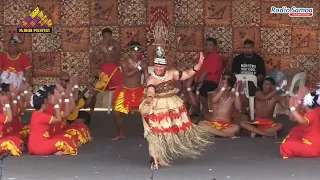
[220,97,231,103]
[151,71,168,81]
[266,97,275,104]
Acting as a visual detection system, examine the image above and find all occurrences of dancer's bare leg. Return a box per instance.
[111,111,125,140]
[232,114,276,137]
[262,123,283,137]
[54,151,63,156]
[149,146,159,170]
[198,121,237,137]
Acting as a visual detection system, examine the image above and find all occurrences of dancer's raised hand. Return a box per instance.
[55,83,64,92]
[146,96,153,104]
[53,88,62,104]
[70,76,79,87]
[198,52,204,65]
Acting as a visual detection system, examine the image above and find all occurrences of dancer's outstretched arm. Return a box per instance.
[171,52,204,81]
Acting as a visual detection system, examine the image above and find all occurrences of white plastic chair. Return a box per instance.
[235,74,257,120]
[273,72,307,117]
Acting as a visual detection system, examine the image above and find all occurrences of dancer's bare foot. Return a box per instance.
[151,157,159,170]
[77,142,82,147]
[159,161,170,167]
[88,137,93,142]
[111,135,125,140]
[263,132,277,137]
[54,151,63,156]
[250,133,256,138]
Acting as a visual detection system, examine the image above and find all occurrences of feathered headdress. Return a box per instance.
[153,21,168,65]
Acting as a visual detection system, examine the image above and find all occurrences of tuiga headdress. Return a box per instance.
[153,21,168,65]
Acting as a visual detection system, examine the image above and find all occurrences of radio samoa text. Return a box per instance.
[270,6,313,14]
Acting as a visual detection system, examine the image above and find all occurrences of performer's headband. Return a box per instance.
[154,58,166,65]
[130,46,141,52]
[154,46,166,65]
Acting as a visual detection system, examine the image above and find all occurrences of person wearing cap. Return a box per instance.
[90,28,122,114]
[111,41,148,140]
[0,36,32,88]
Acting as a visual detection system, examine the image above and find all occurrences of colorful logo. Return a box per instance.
[270,6,313,17]
[17,7,53,33]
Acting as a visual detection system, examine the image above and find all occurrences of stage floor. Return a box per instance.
[2,113,320,180]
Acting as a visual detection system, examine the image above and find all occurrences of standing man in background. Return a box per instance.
[0,36,32,88]
[111,41,148,140]
[90,28,122,114]
[193,37,224,120]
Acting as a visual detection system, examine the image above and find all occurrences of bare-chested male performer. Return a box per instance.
[205,73,275,137]
[198,72,240,137]
[90,28,122,113]
[250,76,287,137]
[112,41,149,140]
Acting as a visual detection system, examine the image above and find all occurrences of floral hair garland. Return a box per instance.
[316,85,320,106]
[303,93,314,107]
[303,85,320,107]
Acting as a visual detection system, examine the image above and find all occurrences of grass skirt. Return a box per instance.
[139,90,212,164]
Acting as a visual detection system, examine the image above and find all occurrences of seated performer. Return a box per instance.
[1,83,29,143]
[140,47,212,169]
[0,36,32,88]
[282,87,310,141]
[45,84,90,146]
[209,74,275,137]
[280,87,320,158]
[90,28,122,114]
[250,77,286,136]
[198,72,240,137]
[0,95,22,156]
[28,89,77,156]
[111,41,149,140]
[58,72,92,126]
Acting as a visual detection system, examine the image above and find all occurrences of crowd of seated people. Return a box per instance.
[183,38,320,158]
[0,75,92,156]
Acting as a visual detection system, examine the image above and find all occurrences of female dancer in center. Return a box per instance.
[139,46,212,170]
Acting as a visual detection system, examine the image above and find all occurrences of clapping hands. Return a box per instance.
[70,76,79,87]
[49,88,62,104]
[235,81,242,92]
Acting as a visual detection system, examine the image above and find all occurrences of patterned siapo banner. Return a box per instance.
[0,0,319,89]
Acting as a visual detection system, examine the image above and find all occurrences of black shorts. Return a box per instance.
[196,81,218,97]
[67,111,91,126]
